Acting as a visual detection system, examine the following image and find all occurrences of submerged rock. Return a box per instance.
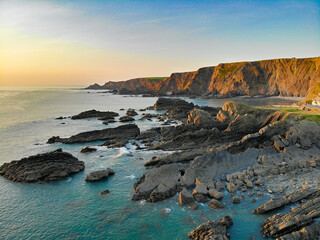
[80,146,97,153]
[188,216,233,240]
[85,168,114,182]
[0,149,84,182]
[99,189,110,195]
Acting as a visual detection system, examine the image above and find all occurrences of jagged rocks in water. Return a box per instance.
[232,197,240,204]
[119,116,135,122]
[99,189,110,195]
[132,163,184,202]
[253,188,317,214]
[126,109,138,116]
[47,124,140,144]
[85,168,114,182]
[71,109,119,120]
[188,216,233,240]
[208,199,225,209]
[0,149,84,182]
[276,221,320,240]
[260,197,320,238]
[80,147,97,153]
[153,97,194,110]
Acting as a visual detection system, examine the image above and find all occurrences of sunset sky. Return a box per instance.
[0,0,319,86]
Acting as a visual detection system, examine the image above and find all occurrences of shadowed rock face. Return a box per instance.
[88,57,320,98]
[47,124,140,145]
[0,149,84,182]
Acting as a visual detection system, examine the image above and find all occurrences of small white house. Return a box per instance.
[312,94,320,106]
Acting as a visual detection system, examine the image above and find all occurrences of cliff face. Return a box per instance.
[88,57,320,97]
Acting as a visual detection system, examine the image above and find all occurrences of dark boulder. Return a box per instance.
[71,109,118,120]
[0,149,84,182]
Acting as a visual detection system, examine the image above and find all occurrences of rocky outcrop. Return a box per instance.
[253,188,318,214]
[89,57,320,98]
[126,109,138,116]
[119,116,135,122]
[85,168,114,182]
[47,124,140,146]
[131,163,184,202]
[277,221,320,240]
[80,147,97,153]
[188,216,233,240]
[153,97,194,111]
[0,149,84,182]
[71,110,119,120]
[260,197,320,238]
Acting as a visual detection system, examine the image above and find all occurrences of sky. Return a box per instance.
[0,0,319,86]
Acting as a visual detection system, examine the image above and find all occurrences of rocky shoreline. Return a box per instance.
[1,96,319,239]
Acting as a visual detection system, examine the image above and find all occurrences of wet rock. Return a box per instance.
[277,221,320,240]
[253,188,317,214]
[209,199,225,209]
[188,216,233,240]
[178,188,197,208]
[126,109,138,116]
[47,124,140,144]
[80,147,97,153]
[0,149,84,182]
[71,109,118,120]
[99,189,110,195]
[260,197,320,238]
[132,163,184,202]
[119,116,135,122]
[192,184,208,195]
[208,189,223,200]
[153,97,194,111]
[193,193,209,203]
[232,197,240,204]
[85,168,114,182]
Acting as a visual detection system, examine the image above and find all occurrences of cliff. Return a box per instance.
[88,57,320,98]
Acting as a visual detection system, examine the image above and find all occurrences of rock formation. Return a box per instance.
[85,168,114,182]
[0,149,84,182]
[87,57,320,98]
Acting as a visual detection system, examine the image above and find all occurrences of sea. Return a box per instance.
[0,86,301,240]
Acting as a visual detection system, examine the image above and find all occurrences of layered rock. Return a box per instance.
[89,57,320,98]
[188,216,233,240]
[71,109,119,120]
[0,149,84,182]
[260,197,320,238]
[47,124,140,146]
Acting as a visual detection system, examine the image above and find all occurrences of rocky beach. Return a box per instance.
[1,91,319,239]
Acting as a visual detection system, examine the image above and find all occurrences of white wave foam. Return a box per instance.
[164,207,171,213]
[65,177,72,183]
[124,174,135,180]
[139,200,146,205]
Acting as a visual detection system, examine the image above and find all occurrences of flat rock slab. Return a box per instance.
[47,124,140,144]
[71,109,119,120]
[0,149,84,182]
[85,168,114,182]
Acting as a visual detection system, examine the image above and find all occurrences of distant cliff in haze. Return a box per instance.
[87,57,320,99]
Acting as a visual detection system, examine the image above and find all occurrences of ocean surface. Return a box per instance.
[0,86,300,240]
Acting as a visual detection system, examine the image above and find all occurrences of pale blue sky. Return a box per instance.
[0,0,319,85]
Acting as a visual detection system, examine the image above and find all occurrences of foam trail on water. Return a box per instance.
[124,174,136,180]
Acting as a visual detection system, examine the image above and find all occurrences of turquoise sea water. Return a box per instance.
[0,86,299,240]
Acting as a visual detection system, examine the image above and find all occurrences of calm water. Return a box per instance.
[0,86,299,240]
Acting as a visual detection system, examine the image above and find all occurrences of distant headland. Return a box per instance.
[87,56,320,103]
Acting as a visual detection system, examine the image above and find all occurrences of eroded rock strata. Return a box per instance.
[88,57,320,99]
[47,124,140,147]
[0,149,84,182]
